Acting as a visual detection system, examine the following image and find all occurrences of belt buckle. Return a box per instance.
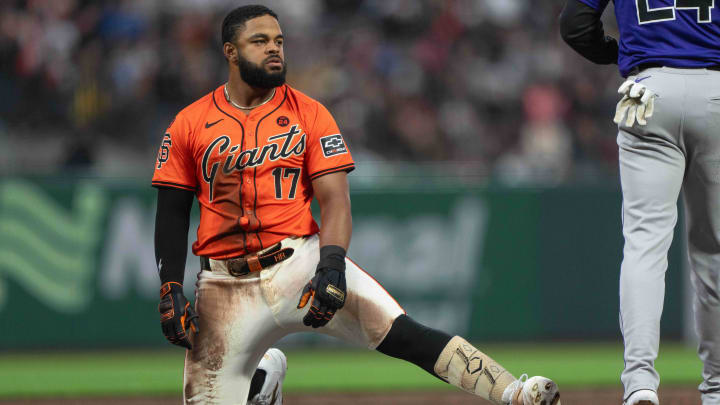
[226,257,250,277]
[223,243,282,277]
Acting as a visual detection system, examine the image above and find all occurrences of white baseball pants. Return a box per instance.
[182,234,405,405]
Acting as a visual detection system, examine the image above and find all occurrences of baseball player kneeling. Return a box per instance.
[152,5,561,405]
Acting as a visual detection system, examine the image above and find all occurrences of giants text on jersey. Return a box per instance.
[152,84,354,258]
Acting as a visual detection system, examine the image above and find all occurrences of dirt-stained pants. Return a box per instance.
[183,234,405,405]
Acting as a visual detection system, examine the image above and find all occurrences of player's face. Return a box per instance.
[233,15,286,89]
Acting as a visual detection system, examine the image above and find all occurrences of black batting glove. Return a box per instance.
[297,245,347,328]
[158,281,199,349]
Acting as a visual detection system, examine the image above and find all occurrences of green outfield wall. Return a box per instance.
[0,177,685,349]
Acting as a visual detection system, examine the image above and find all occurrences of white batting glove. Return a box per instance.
[613,79,657,126]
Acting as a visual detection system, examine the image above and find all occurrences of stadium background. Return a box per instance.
[0,0,703,404]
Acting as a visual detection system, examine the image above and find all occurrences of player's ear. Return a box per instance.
[223,42,237,63]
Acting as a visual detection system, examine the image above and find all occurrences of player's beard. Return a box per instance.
[236,54,287,89]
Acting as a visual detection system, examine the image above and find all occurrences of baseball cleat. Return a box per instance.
[503,374,561,405]
[248,348,287,405]
[623,389,658,405]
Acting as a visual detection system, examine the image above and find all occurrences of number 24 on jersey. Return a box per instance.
[636,0,715,24]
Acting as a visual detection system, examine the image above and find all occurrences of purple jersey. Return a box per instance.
[578,0,720,76]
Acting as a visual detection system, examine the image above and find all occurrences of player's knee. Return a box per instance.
[376,314,452,376]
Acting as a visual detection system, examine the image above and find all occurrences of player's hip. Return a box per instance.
[197,234,317,282]
[618,68,720,140]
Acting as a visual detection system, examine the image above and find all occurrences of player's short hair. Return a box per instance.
[221,5,279,45]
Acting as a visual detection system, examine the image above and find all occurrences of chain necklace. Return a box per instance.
[224,84,275,110]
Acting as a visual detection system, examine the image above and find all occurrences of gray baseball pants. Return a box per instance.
[619,66,720,404]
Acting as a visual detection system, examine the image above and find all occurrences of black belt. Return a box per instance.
[630,63,720,75]
[200,243,294,277]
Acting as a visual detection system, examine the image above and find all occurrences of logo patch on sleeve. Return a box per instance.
[320,134,347,157]
[156,133,172,169]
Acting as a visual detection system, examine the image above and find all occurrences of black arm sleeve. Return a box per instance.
[154,187,194,285]
[559,0,619,65]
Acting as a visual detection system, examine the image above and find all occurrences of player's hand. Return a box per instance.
[297,245,347,328]
[159,281,199,349]
[613,79,657,126]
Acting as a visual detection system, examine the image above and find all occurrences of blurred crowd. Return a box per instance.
[0,0,623,184]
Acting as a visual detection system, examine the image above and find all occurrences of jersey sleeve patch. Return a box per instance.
[156,133,173,169]
[151,113,198,190]
[319,134,348,157]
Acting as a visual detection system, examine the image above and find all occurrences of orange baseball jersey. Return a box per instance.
[152,84,354,259]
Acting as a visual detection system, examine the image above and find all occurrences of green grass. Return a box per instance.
[0,343,703,398]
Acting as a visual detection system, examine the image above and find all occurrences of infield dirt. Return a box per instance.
[0,387,702,405]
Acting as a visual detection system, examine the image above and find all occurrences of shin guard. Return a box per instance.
[434,336,516,404]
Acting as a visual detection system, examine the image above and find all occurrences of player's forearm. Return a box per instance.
[154,187,194,284]
[560,0,618,65]
[318,193,352,251]
[312,172,352,250]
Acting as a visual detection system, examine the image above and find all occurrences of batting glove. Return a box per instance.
[613,78,657,126]
[159,281,199,349]
[297,245,347,328]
